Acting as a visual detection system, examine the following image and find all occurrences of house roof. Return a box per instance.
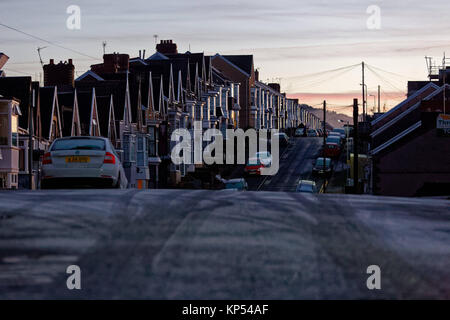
[96,95,112,137]
[221,55,253,76]
[0,76,33,130]
[371,83,445,139]
[76,90,94,134]
[371,82,439,130]
[76,79,127,124]
[39,86,57,140]
[76,70,105,82]
[57,90,75,136]
[371,121,422,155]
[146,52,169,61]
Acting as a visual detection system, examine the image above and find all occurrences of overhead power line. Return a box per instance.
[0,22,100,61]
[283,63,361,80]
[365,63,412,81]
[2,68,34,76]
[291,64,360,91]
[365,65,405,93]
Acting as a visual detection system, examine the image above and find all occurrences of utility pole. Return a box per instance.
[362,62,366,122]
[378,85,381,113]
[323,100,326,150]
[29,89,35,190]
[443,53,446,114]
[353,98,359,194]
[323,100,327,176]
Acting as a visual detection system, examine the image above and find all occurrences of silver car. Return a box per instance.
[296,180,318,193]
[41,137,128,189]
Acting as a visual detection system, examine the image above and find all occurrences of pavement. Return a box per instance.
[0,189,449,299]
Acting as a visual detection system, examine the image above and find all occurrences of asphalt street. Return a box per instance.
[0,189,449,299]
[245,137,324,191]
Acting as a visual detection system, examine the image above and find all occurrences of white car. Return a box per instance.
[41,137,128,189]
[255,151,272,167]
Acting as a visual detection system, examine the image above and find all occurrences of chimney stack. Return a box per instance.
[156,40,178,55]
[43,59,75,87]
[268,83,281,93]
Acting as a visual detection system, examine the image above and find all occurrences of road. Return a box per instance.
[245,137,324,191]
[0,189,449,299]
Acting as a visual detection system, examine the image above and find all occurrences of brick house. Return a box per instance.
[370,84,450,196]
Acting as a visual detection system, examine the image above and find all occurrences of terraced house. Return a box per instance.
[0,40,301,189]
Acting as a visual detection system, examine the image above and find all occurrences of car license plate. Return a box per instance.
[65,156,90,163]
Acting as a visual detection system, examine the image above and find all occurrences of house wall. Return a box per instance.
[212,57,254,129]
[0,100,20,189]
[375,127,450,196]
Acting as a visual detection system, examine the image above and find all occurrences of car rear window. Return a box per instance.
[51,138,106,151]
[248,158,261,165]
[327,137,340,143]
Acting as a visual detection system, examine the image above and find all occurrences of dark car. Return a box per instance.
[274,133,290,147]
[312,157,333,177]
[295,128,305,137]
[323,143,341,158]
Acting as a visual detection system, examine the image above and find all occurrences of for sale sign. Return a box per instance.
[437,114,450,137]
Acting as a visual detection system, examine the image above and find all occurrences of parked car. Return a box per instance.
[295,128,305,137]
[323,143,341,158]
[307,129,318,137]
[224,178,248,191]
[255,151,272,167]
[326,135,342,146]
[312,157,333,177]
[41,137,128,189]
[331,128,346,139]
[244,151,272,175]
[245,157,264,175]
[274,132,290,147]
[296,180,318,193]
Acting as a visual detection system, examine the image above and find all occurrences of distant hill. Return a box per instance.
[300,104,352,129]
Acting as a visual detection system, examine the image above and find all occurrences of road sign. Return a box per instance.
[437,114,450,137]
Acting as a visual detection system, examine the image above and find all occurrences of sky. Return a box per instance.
[2,0,450,115]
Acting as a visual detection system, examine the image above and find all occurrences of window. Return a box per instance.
[0,114,8,146]
[147,127,157,157]
[51,138,106,151]
[11,115,18,147]
[136,135,148,167]
[123,134,136,163]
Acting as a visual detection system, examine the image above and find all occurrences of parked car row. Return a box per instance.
[294,128,328,138]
